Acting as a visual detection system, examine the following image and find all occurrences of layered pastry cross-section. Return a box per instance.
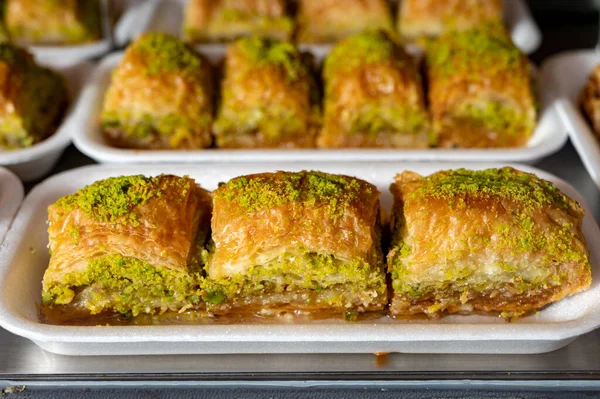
[182,0,293,43]
[42,174,212,318]
[0,43,67,149]
[5,0,102,45]
[214,36,319,148]
[203,170,388,316]
[398,0,503,42]
[387,167,592,318]
[318,31,430,148]
[297,0,393,43]
[100,33,214,150]
[425,26,536,148]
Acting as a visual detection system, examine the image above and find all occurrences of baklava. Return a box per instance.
[0,43,67,149]
[581,65,600,138]
[100,33,214,150]
[297,0,393,43]
[182,0,293,43]
[398,0,504,42]
[387,167,591,318]
[425,26,536,148]
[214,36,319,148]
[318,31,430,148]
[5,0,102,45]
[203,171,388,316]
[42,174,212,318]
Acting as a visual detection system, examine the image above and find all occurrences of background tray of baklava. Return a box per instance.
[541,50,600,191]
[0,162,598,356]
[0,166,23,247]
[72,47,567,165]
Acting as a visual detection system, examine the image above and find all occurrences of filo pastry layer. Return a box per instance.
[318,31,430,148]
[42,174,212,317]
[387,167,591,318]
[425,25,536,148]
[203,171,387,316]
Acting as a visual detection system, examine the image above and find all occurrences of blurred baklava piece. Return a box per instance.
[214,36,319,148]
[297,0,393,43]
[100,33,214,149]
[0,43,67,149]
[387,167,591,318]
[398,0,503,42]
[42,174,212,319]
[203,171,387,316]
[5,0,101,45]
[183,0,293,43]
[581,65,600,138]
[425,26,536,148]
[318,31,430,148]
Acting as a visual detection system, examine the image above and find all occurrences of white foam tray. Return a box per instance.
[23,0,156,62]
[0,162,598,356]
[0,167,23,247]
[72,50,566,165]
[0,60,93,182]
[541,50,600,191]
[144,0,541,54]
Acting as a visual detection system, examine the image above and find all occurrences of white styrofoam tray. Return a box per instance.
[143,0,541,55]
[0,162,598,356]
[0,60,93,182]
[0,167,23,247]
[72,51,566,165]
[540,50,600,191]
[23,0,156,62]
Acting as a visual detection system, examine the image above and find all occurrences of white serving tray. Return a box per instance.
[540,49,600,190]
[143,0,541,55]
[72,51,566,164]
[22,0,156,62]
[0,162,598,356]
[0,167,23,247]
[0,60,93,182]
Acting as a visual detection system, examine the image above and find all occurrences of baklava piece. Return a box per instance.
[0,43,67,149]
[581,65,600,138]
[5,0,101,45]
[203,171,387,317]
[182,0,293,43]
[214,37,319,148]
[387,167,591,318]
[398,0,503,42]
[42,174,212,319]
[100,33,214,149]
[297,0,393,43]
[318,31,430,148]
[425,26,536,148]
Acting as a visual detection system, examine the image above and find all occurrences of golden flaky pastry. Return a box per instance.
[387,167,591,318]
[183,0,293,43]
[425,25,536,148]
[297,0,392,43]
[581,65,600,139]
[43,175,212,317]
[398,0,503,42]
[101,33,214,150]
[214,37,319,148]
[318,31,430,148]
[5,0,101,45]
[203,171,387,316]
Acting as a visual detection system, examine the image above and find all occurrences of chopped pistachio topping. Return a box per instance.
[407,167,572,212]
[54,175,163,226]
[324,30,401,76]
[426,24,524,79]
[132,32,203,76]
[215,171,370,219]
[235,36,305,80]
